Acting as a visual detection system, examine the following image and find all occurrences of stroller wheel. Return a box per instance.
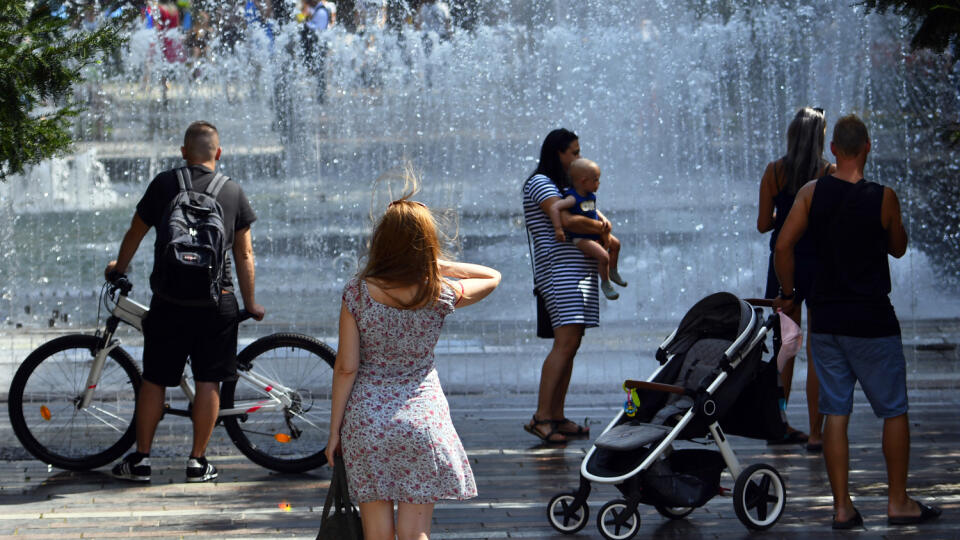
[655,504,694,520]
[547,492,589,534]
[733,463,786,531]
[597,500,641,540]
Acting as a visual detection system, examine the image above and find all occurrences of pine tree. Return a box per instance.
[0,1,129,181]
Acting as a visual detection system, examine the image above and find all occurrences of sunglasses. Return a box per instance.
[813,107,824,114]
[388,200,427,208]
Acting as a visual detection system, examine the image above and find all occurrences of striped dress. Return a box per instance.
[522,174,600,329]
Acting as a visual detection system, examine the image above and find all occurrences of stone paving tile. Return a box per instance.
[0,397,958,539]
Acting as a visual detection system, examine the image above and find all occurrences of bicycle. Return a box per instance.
[7,275,336,474]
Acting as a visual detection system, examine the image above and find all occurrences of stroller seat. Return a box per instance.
[596,338,733,452]
[594,423,672,451]
[595,397,694,451]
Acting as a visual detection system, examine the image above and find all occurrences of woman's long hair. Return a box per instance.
[528,128,578,189]
[360,195,451,310]
[781,107,827,196]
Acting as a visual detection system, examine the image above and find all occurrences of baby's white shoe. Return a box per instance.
[610,269,628,287]
[601,280,619,300]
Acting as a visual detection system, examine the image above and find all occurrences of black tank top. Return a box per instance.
[768,159,829,254]
[807,175,899,337]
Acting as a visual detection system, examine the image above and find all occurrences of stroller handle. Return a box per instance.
[743,298,777,308]
[624,379,689,396]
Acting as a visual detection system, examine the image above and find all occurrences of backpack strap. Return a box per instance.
[175,167,192,192]
[205,172,230,198]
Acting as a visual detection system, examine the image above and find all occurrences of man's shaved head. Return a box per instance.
[569,158,600,181]
[182,121,220,162]
[832,114,869,157]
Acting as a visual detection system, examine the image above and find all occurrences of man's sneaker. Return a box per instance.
[610,269,628,287]
[111,452,151,483]
[186,456,218,483]
[601,280,619,300]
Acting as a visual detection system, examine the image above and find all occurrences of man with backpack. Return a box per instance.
[105,121,265,483]
[774,115,940,528]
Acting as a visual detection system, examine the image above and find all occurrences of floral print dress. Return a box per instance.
[339,277,477,504]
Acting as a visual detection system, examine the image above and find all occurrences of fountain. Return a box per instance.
[1,0,957,394]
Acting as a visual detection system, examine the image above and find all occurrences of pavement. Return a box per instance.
[1,389,959,537]
[0,328,957,539]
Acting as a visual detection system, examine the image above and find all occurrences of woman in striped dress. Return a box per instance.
[522,128,607,443]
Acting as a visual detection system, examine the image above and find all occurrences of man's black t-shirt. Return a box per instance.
[136,164,257,292]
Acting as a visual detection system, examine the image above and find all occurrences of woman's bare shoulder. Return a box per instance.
[365,279,424,309]
[761,159,785,190]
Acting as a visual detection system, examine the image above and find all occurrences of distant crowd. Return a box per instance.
[61,0,456,66]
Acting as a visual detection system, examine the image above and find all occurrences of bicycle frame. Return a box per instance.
[82,283,295,420]
[10,276,333,474]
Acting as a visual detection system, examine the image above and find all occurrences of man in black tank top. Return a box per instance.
[773,115,940,528]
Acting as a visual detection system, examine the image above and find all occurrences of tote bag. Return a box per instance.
[316,456,363,540]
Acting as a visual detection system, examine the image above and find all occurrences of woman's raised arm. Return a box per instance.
[439,260,501,308]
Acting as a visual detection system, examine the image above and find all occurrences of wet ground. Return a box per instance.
[1,385,958,539]
[1,322,958,539]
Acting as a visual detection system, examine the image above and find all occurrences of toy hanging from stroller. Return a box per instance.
[547,293,789,539]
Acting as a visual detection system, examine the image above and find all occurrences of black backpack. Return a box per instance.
[153,167,229,307]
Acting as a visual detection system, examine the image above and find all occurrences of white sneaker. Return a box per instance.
[111,452,151,483]
[185,457,218,483]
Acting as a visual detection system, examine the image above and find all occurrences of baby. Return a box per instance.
[548,158,627,300]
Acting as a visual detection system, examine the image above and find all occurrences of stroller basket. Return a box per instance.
[642,449,725,508]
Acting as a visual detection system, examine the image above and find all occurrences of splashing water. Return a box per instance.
[1,2,957,393]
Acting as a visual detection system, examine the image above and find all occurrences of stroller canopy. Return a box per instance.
[661,292,754,360]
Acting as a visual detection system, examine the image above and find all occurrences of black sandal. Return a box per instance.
[554,417,590,437]
[766,429,809,445]
[524,416,567,443]
[888,501,941,525]
[832,507,864,530]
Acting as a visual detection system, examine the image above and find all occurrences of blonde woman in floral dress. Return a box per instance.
[326,196,501,540]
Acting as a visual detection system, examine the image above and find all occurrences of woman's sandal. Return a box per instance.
[888,501,941,525]
[524,416,567,443]
[766,429,809,445]
[832,507,864,530]
[554,417,590,437]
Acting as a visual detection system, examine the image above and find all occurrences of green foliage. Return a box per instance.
[860,0,960,53]
[862,2,960,279]
[688,0,960,53]
[946,122,960,147]
[0,1,128,181]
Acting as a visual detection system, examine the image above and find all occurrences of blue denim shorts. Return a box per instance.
[809,333,908,418]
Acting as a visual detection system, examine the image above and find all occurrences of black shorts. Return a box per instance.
[142,292,240,387]
[765,251,816,305]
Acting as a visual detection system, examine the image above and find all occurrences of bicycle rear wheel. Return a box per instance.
[8,335,140,471]
[222,333,335,473]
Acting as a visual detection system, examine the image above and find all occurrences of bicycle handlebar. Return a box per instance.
[107,273,257,323]
[106,272,133,296]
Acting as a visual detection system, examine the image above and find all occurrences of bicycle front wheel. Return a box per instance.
[222,333,335,473]
[8,335,141,471]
